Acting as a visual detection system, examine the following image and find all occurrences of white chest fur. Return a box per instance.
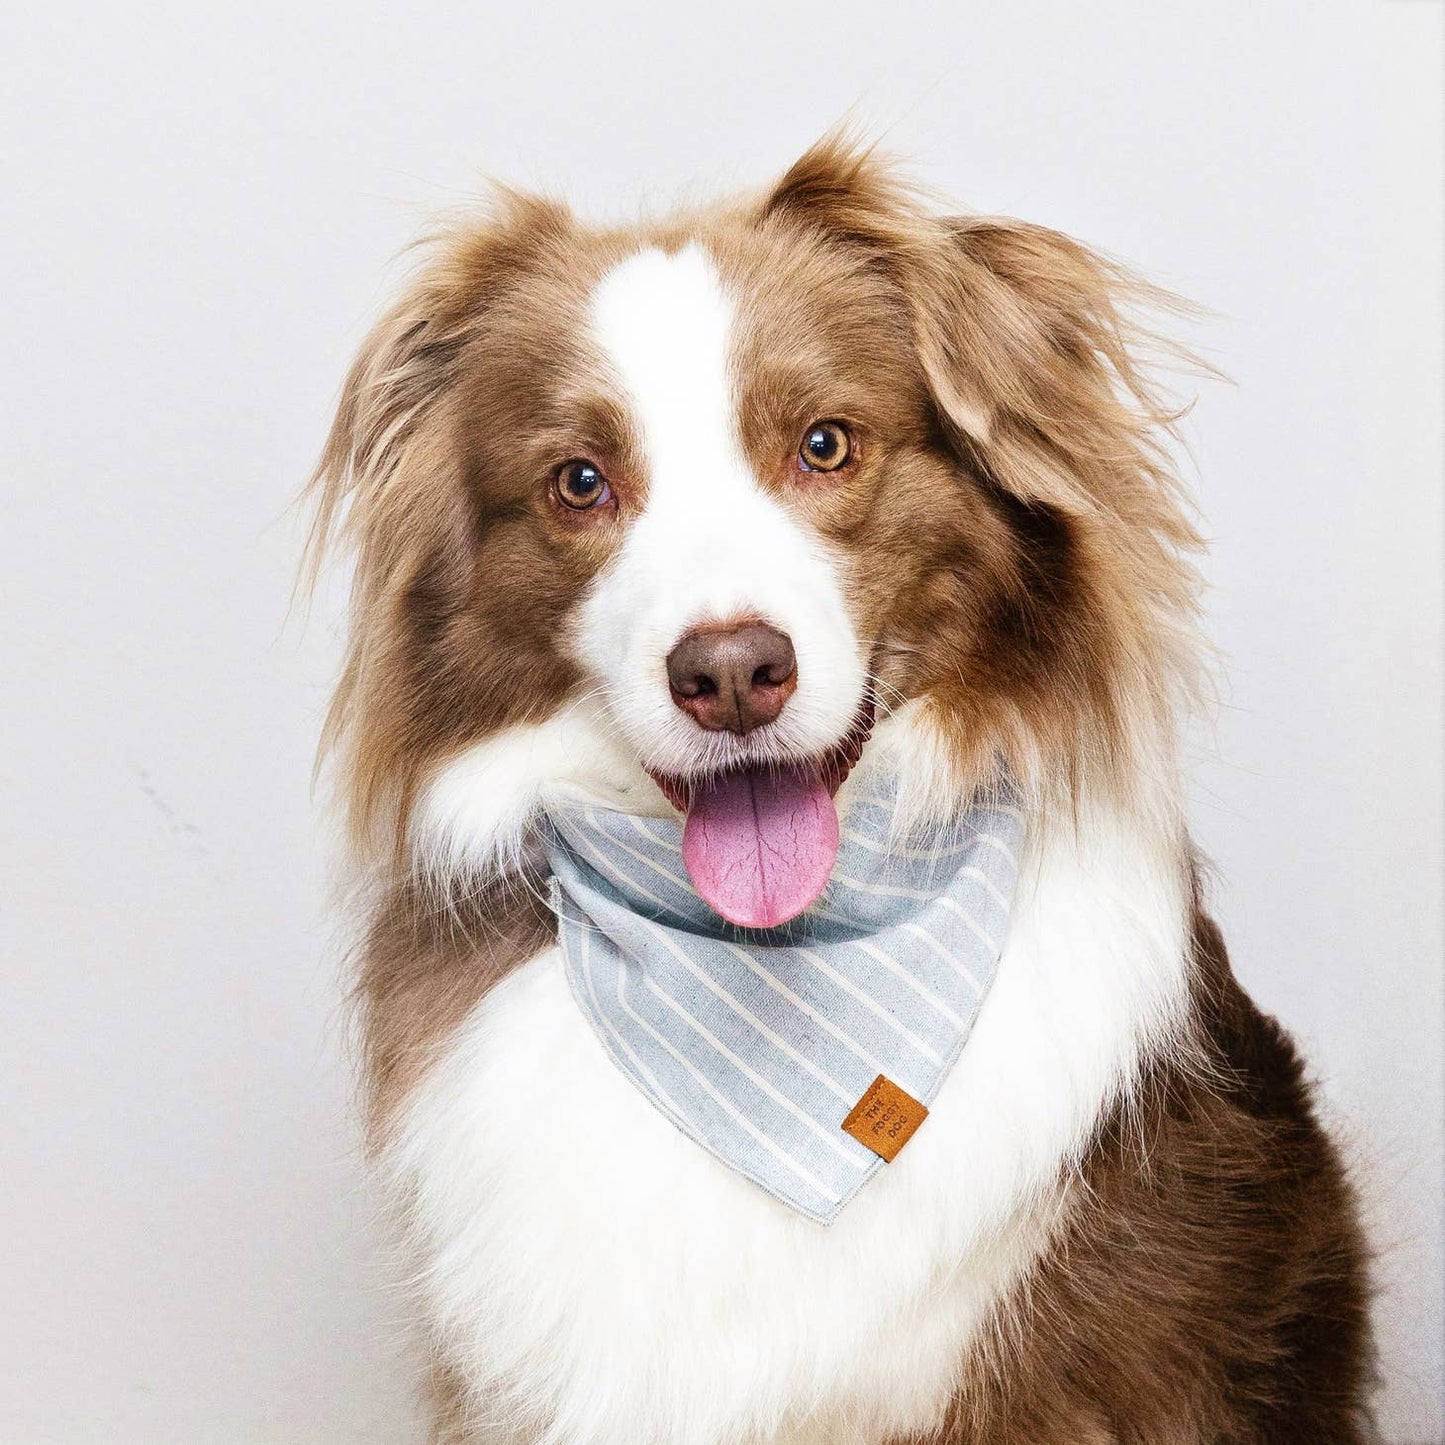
[387,803,1190,1445]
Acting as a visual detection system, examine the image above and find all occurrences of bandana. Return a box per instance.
[542,780,1024,1223]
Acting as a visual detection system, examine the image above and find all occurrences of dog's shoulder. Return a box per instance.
[918,904,1375,1445]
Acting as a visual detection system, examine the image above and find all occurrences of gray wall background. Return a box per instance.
[2,1,1440,1439]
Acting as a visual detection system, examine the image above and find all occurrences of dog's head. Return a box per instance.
[311,139,1200,921]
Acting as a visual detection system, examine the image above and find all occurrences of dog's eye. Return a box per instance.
[553,459,612,510]
[797,422,852,473]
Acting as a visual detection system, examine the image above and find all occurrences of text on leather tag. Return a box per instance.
[841,1074,929,1162]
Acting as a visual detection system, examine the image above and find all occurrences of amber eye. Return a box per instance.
[798,421,852,473]
[553,459,612,510]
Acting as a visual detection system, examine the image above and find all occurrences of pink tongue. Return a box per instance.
[681,765,839,929]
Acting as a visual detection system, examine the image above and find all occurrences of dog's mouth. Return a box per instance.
[647,693,875,930]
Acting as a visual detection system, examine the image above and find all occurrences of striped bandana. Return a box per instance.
[542,780,1024,1223]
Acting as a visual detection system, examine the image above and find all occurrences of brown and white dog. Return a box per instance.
[309,140,1373,1443]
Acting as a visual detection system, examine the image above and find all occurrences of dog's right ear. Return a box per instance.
[302,295,450,598]
[302,189,572,856]
[303,189,572,596]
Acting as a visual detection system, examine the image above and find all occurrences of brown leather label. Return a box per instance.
[841,1074,928,1162]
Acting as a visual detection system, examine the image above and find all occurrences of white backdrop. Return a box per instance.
[2,2,1440,1440]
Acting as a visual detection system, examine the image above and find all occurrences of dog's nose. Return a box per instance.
[666,622,797,734]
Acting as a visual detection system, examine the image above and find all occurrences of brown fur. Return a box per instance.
[308,135,1372,1440]
[356,877,553,1145]
[893,898,1373,1444]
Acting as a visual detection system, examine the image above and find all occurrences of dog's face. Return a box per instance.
[571,240,880,790]
[313,142,1197,909]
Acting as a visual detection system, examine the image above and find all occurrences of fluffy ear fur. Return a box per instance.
[764,137,1208,803]
[305,192,574,861]
[903,210,1210,788]
[902,214,1201,534]
[764,134,1199,522]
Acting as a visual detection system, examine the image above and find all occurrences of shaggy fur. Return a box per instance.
[308,137,1372,1442]
[898,902,1372,1444]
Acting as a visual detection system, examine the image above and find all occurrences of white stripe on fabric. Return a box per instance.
[627,815,685,852]
[900,922,984,996]
[955,865,1012,914]
[970,833,1018,866]
[640,972,861,1165]
[832,869,1006,911]
[614,960,843,1204]
[851,938,968,1030]
[718,941,886,1078]
[842,827,1017,868]
[584,809,697,893]
[564,826,676,914]
[794,948,944,1067]
[933,896,1000,953]
[830,870,946,903]
[647,927,855,1104]
[575,906,686,1124]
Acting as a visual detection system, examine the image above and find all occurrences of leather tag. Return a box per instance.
[841,1074,928,1162]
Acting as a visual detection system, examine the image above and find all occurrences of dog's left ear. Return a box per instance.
[305,188,573,594]
[764,139,1188,523]
[896,214,1181,520]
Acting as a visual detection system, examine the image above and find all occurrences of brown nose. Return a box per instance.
[666,621,797,734]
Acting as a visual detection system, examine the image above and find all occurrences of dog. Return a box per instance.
[308,138,1372,1443]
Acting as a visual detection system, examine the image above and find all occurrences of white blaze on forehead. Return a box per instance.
[590,244,739,478]
[578,243,867,778]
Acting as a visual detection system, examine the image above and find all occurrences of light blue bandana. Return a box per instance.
[542,781,1024,1223]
